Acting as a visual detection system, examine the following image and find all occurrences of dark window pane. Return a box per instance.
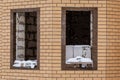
[66,11,90,45]
[25,12,37,60]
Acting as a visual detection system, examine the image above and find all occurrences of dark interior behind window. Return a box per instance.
[66,11,90,45]
[25,12,37,60]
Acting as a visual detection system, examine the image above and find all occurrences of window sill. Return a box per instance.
[62,67,96,71]
[62,64,97,70]
[10,66,39,70]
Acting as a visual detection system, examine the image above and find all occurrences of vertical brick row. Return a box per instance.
[106,0,120,79]
[0,0,2,79]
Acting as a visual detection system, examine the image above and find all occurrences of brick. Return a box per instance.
[62,0,71,3]
[93,78,102,80]
[75,78,83,80]
[84,78,93,80]
[71,0,79,3]
[57,78,65,80]
[80,0,89,3]
[52,0,61,3]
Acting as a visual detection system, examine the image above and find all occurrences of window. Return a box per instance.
[10,8,40,69]
[62,7,98,70]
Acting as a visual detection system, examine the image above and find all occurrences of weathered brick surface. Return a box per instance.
[0,0,119,80]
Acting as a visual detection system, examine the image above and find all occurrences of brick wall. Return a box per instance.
[0,0,118,80]
[0,0,2,79]
[106,0,120,80]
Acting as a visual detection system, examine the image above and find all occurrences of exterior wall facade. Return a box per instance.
[106,0,120,80]
[0,0,2,79]
[0,0,119,80]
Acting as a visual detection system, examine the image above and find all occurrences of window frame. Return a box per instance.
[10,8,40,70]
[61,7,98,70]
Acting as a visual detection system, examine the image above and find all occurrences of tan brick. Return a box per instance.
[75,78,83,80]
[93,78,102,80]
[71,0,79,3]
[84,78,93,80]
[62,0,71,3]
[53,0,61,3]
[57,78,65,80]
[80,0,89,3]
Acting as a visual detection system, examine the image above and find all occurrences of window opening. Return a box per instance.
[11,8,39,69]
[62,8,97,70]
